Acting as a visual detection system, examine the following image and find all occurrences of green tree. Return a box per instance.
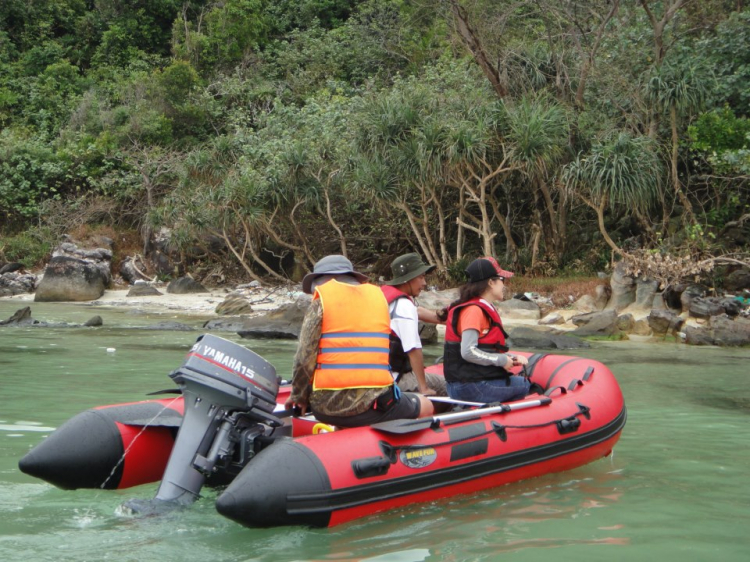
[504,93,570,264]
[564,131,662,254]
[173,0,268,71]
[645,61,710,222]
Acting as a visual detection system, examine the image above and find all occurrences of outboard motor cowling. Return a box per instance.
[123,334,280,512]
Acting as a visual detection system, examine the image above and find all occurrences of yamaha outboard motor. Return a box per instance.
[124,334,280,512]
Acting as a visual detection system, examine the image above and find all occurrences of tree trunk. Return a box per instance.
[670,104,696,223]
[323,187,348,257]
[448,0,507,98]
[489,197,518,264]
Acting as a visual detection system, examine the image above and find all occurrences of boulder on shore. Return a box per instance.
[35,256,108,302]
[606,262,636,310]
[167,277,207,294]
[507,326,589,350]
[684,315,750,346]
[495,297,541,320]
[0,271,37,296]
[570,310,619,337]
[647,309,684,336]
[237,296,311,340]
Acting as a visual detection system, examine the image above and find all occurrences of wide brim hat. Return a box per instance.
[302,255,369,294]
[384,253,437,286]
[466,256,514,283]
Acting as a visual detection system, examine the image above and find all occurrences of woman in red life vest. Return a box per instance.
[442,257,530,404]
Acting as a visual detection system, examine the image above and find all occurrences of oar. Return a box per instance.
[426,396,487,407]
[371,396,552,434]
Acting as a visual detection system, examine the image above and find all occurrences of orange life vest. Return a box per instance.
[312,280,393,391]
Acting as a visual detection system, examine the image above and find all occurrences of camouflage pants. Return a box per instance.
[396,371,447,396]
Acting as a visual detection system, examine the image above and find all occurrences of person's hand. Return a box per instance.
[508,354,528,368]
[419,386,437,397]
[284,397,308,416]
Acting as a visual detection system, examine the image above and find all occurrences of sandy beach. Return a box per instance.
[0,285,301,317]
[1,284,672,337]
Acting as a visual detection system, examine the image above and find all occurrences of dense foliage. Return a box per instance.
[1,0,748,283]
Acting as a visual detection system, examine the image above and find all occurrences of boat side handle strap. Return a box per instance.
[545,385,567,397]
[567,379,583,391]
[582,366,594,381]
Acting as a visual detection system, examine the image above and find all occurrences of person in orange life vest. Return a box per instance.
[284,255,434,428]
[381,253,447,398]
[442,257,530,404]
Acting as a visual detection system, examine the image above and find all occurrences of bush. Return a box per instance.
[0,129,71,225]
[0,228,54,269]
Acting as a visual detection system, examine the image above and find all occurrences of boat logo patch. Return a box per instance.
[399,447,437,469]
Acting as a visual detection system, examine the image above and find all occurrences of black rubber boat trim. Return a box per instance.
[286,406,627,515]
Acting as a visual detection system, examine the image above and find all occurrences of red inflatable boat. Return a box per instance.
[19,335,626,528]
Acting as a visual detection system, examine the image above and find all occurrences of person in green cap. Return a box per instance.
[381,253,447,398]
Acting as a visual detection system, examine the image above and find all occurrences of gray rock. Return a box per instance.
[634,278,660,310]
[684,315,750,346]
[238,297,312,340]
[606,262,636,310]
[631,318,653,336]
[570,309,619,336]
[594,284,610,310]
[83,316,103,327]
[0,262,23,274]
[571,294,599,313]
[142,321,195,331]
[495,297,541,320]
[616,313,635,333]
[0,272,37,296]
[215,292,253,315]
[680,284,708,313]
[416,289,457,313]
[507,326,589,350]
[120,256,150,284]
[35,256,108,302]
[0,307,77,328]
[689,297,729,320]
[54,242,112,285]
[152,249,174,276]
[127,284,164,297]
[538,312,565,325]
[167,277,207,294]
[724,268,750,292]
[652,293,667,310]
[647,309,684,336]
[203,318,255,332]
[0,307,36,326]
[418,322,438,344]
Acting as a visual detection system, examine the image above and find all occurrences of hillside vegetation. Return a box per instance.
[1,1,748,286]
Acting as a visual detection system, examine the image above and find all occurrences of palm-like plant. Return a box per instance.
[563,131,661,253]
[645,62,710,223]
[505,94,570,261]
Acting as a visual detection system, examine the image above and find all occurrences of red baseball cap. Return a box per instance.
[466,256,514,282]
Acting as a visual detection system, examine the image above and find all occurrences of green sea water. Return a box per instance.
[1,301,749,562]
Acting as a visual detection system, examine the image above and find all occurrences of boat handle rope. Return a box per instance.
[379,402,592,460]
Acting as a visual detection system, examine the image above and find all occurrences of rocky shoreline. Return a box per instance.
[2,237,749,347]
[3,275,750,348]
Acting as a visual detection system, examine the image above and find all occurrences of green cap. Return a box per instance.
[385,253,436,286]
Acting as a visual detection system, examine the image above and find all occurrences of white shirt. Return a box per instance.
[389,297,422,362]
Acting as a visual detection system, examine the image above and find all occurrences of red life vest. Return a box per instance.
[443,298,510,383]
[312,280,393,391]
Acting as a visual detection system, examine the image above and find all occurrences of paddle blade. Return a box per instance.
[370,417,438,434]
